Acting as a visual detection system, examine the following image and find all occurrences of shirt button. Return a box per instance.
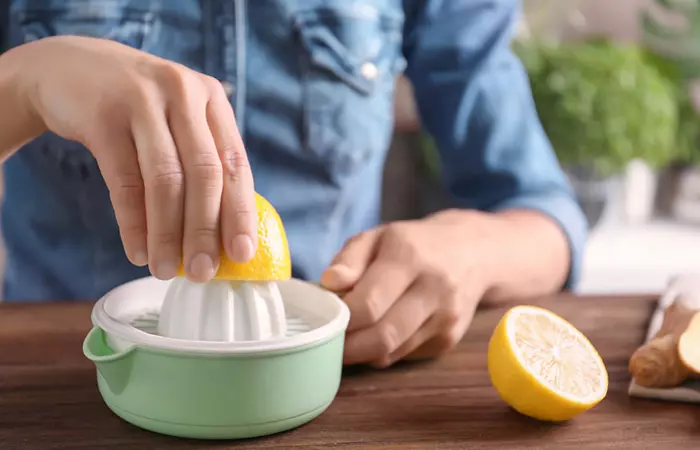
[360,62,378,80]
[221,80,235,97]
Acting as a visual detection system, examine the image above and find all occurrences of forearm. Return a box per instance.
[0,44,45,159]
[483,208,571,303]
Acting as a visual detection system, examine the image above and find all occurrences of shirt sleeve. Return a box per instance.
[402,0,588,290]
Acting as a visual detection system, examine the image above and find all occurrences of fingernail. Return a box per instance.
[229,234,255,262]
[188,253,216,280]
[154,259,179,280]
[132,250,148,267]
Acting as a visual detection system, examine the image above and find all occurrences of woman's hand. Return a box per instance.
[320,207,570,368]
[320,210,491,368]
[11,36,257,282]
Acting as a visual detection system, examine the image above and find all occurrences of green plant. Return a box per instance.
[641,0,700,164]
[514,40,679,175]
[642,0,700,81]
[673,93,700,163]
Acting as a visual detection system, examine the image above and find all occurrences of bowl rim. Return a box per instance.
[91,277,350,355]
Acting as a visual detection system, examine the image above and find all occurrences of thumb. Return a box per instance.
[321,228,382,292]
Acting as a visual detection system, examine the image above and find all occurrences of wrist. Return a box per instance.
[0,43,46,142]
[485,208,571,302]
[427,207,570,304]
[426,208,505,297]
[9,43,45,129]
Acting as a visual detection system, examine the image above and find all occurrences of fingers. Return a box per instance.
[343,279,438,366]
[342,261,415,332]
[131,104,185,280]
[403,313,471,362]
[206,79,257,263]
[321,228,382,292]
[169,83,223,282]
[373,315,442,368]
[401,298,474,364]
[91,128,148,267]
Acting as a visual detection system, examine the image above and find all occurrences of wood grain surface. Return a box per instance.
[1,294,699,449]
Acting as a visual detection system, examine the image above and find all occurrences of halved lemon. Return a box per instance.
[487,305,608,422]
[176,192,291,281]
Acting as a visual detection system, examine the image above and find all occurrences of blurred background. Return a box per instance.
[385,0,700,295]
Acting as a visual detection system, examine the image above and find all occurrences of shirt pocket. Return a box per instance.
[10,0,156,49]
[294,3,406,179]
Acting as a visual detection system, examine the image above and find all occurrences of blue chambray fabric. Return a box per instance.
[0,0,587,302]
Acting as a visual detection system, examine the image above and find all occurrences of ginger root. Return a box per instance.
[629,295,700,388]
[678,312,700,374]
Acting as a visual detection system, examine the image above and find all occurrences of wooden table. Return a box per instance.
[1,294,699,449]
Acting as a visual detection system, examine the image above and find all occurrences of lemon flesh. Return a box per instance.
[488,305,608,422]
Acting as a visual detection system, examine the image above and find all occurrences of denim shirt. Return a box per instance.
[0,0,587,302]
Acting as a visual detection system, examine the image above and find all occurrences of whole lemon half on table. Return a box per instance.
[488,305,608,422]
[177,192,291,281]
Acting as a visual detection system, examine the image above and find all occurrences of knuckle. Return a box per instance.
[220,145,250,175]
[223,198,256,233]
[440,306,462,328]
[434,284,462,325]
[152,171,185,190]
[226,208,257,236]
[422,267,459,298]
[190,159,223,178]
[226,193,255,217]
[372,356,393,369]
[111,171,143,189]
[109,173,144,201]
[376,323,401,355]
[188,226,219,244]
[433,332,460,354]
[109,172,143,193]
[93,108,124,132]
[111,185,145,211]
[384,224,420,263]
[435,272,460,298]
[157,63,191,95]
[441,293,465,312]
[149,163,185,191]
[434,333,457,355]
[362,292,385,325]
[125,79,158,110]
[202,74,225,96]
[119,222,147,239]
[230,205,255,222]
[187,159,224,195]
[153,230,181,246]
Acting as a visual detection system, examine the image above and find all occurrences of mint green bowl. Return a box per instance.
[83,277,350,440]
